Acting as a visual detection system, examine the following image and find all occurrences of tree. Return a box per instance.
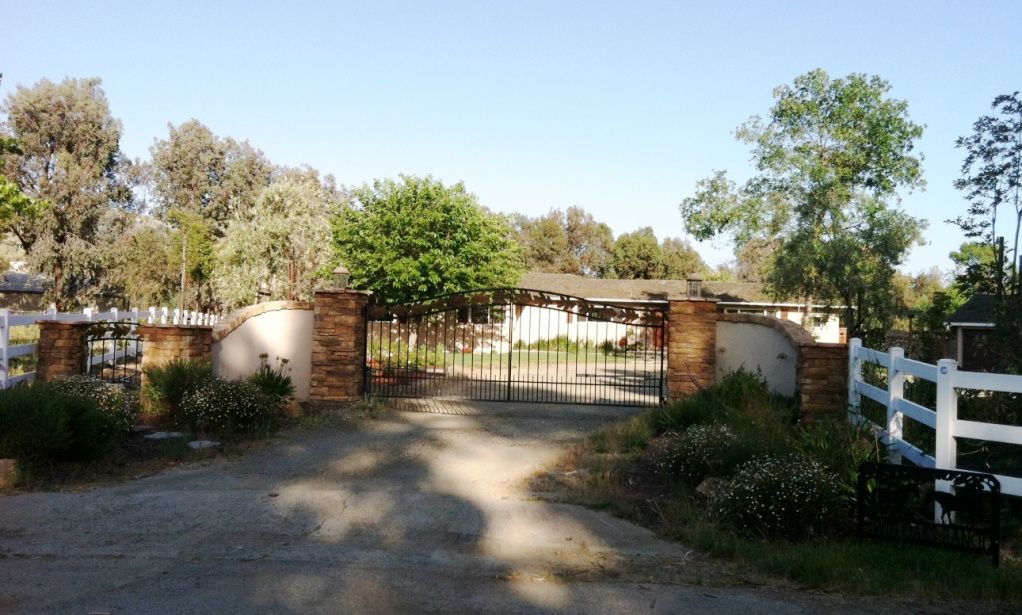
[147,120,272,310]
[680,69,926,339]
[147,119,272,229]
[661,237,706,278]
[949,241,1002,295]
[106,222,178,307]
[214,175,340,308]
[734,237,779,283]
[950,92,1022,291]
[333,176,524,303]
[612,227,663,279]
[514,206,613,276]
[0,77,133,309]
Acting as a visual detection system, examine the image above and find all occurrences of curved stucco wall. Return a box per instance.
[213,307,314,400]
[715,320,800,398]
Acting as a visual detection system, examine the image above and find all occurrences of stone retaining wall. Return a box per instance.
[137,324,213,386]
[36,321,90,381]
[666,299,718,399]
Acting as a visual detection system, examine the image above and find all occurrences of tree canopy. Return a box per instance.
[514,206,614,276]
[0,77,133,309]
[333,176,524,303]
[214,174,340,308]
[680,69,926,339]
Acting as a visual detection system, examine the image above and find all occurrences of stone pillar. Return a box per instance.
[310,289,370,404]
[666,298,718,400]
[797,343,849,420]
[137,325,213,385]
[36,321,90,381]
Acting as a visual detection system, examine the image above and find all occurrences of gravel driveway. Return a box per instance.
[0,401,970,614]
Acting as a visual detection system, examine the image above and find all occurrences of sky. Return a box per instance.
[2,0,1021,274]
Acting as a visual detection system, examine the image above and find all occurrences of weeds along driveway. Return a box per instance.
[0,401,941,614]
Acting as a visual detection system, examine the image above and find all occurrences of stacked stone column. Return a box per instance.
[666,298,718,400]
[36,321,91,381]
[137,324,213,385]
[797,343,849,420]
[309,289,370,403]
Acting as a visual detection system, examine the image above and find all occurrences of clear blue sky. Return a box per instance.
[3,1,1021,274]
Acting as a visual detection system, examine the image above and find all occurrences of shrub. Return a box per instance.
[647,424,756,484]
[50,375,137,433]
[714,454,846,540]
[181,378,282,433]
[248,354,295,400]
[790,418,885,500]
[142,359,215,422]
[0,382,119,465]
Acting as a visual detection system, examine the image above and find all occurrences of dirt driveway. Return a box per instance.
[0,401,954,614]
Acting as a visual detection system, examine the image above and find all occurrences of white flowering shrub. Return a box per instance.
[180,379,282,434]
[51,376,137,433]
[713,454,845,540]
[647,424,751,484]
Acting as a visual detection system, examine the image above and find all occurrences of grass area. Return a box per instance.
[531,373,1022,603]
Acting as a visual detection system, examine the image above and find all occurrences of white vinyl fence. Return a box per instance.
[0,306,220,389]
[848,337,1022,497]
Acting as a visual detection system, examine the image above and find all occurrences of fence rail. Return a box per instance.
[0,306,220,389]
[848,338,1022,497]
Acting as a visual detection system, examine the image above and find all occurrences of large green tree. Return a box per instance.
[0,77,133,309]
[661,237,706,278]
[611,227,663,279]
[214,175,340,308]
[147,120,273,310]
[681,69,926,339]
[514,206,613,276]
[333,176,524,303]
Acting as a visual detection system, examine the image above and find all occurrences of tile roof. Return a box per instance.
[518,272,786,304]
[947,293,995,325]
[0,272,47,293]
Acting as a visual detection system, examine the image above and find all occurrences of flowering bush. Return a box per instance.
[248,354,295,400]
[180,378,282,434]
[713,454,845,540]
[51,375,137,433]
[646,424,751,484]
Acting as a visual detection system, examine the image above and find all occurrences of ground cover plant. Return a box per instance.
[532,369,1022,602]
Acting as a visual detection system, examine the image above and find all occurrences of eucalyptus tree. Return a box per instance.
[0,77,133,308]
[680,69,926,338]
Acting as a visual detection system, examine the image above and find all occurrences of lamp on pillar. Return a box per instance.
[686,274,703,298]
[332,264,351,290]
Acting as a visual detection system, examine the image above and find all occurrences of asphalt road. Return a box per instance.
[0,401,973,614]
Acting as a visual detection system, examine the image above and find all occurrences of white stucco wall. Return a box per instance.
[715,321,798,397]
[213,309,314,400]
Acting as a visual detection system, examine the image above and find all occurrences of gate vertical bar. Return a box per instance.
[506,298,514,401]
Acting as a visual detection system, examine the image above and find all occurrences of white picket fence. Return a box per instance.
[0,306,220,389]
[848,337,1022,497]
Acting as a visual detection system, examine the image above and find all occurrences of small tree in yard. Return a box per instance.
[333,175,523,303]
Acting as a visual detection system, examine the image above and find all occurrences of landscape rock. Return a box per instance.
[144,431,185,440]
[0,458,18,489]
[695,477,729,501]
[188,440,220,450]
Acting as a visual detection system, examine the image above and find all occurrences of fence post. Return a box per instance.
[172,308,180,325]
[0,308,9,390]
[887,347,905,463]
[160,307,168,325]
[847,338,862,421]
[110,307,119,322]
[934,357,959,519]
[83,307,94,322]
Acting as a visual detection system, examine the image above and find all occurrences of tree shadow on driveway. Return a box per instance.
[0,401,921,614]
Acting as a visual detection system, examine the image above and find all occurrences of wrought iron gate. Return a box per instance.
[365,288,666,406]
[84,322,143,387]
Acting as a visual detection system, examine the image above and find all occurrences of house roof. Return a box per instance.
[518,272,785,304]
[947,293,996,326]
[0,272,47,294]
